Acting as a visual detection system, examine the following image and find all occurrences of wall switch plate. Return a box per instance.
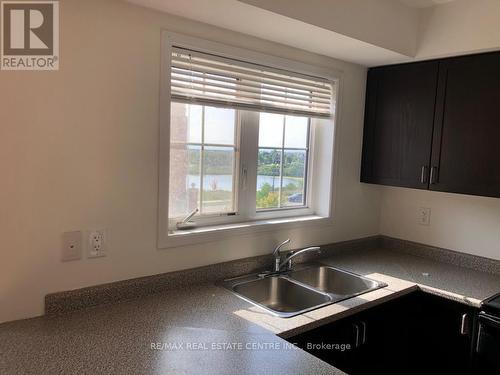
[418,207,431,226]
[88,230,106,258]
[61,231,82,262]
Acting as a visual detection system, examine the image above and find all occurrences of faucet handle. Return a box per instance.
[272,239,290,272]
[273,239,290,256]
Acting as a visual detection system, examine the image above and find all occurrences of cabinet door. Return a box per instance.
[289,316,361,374]
[416,293,476,375]
[430,52,500,197]
[361,61,439,188]
[355,293,420,373]
[290,292,476,374]
[353,292,476,375]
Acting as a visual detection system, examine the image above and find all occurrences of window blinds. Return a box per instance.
[170,47,333,118]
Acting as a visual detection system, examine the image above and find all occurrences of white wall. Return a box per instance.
[380,187,500,261]
[239,0,419,56]
[417,0,500,58]
[0,0,381,323]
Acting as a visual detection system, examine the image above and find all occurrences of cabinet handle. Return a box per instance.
[475,324,483,353]
[353,323,361,348]
[360,321,367,344]
[353,321,367,348]
[460,313,470,336]
[430,166,438,184]
[420,166,428,184]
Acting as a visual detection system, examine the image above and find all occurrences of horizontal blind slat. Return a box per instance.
[171,87,331,110]
[172,59,331,94]
[176,47,330,84]
[170,47,333,118]
[172,96,332,118]
[171,77,331,105]
[172,55,331,93]
[172,68,332,100]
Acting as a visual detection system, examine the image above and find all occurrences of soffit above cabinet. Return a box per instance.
[126,0,414,67]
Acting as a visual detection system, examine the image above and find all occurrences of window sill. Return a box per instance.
[158,215,331,249]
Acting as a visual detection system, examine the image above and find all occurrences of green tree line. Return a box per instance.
[258,149,305,177]
[185,149,305,177]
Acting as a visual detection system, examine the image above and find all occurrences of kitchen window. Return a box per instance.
[256,113,310,210]
[169,103,239,219]
[159,33,339,247]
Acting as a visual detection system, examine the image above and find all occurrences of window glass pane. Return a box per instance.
[168,145,201,218]
[258,113,284,148]
[169,103,310,223]
[281,150,306,207]
[256,148,281,209]
[170,102,202,143]
[284,115,308,148]
[202,146,235,214]
[204,107,236,145]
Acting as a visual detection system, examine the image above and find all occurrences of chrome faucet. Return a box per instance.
[258,240,321,278]
[272,239,290,272]
[277,246,321,272]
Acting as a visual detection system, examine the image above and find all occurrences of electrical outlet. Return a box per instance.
[88,230,106,258]
[418,207,431,226]
[61,231,82,262]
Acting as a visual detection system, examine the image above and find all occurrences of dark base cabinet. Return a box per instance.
[289,314,360,373]
[473,312,500,374]
[288,292,477,375]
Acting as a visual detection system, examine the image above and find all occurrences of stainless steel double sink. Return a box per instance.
[221,265,387,318]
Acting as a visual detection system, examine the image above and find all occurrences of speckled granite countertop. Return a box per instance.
[2,247,500,375]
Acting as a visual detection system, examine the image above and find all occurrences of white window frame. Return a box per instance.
[158,31,343,249]
[244,113,315,220]
[167,105,241,228]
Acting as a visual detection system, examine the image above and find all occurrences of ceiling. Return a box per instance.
[127,0,498,67]
[398,0,455,8]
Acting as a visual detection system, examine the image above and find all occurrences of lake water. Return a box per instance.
[187,174,302,190]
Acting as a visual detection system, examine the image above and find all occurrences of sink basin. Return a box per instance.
[289,266,384,297]
[220,264,386,318]
[231,276,332,318]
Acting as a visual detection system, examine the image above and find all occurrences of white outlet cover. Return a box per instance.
[61,231,82,262]
[88,230,107,258]
[418,207,431,226]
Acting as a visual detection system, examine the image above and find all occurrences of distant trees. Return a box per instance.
[184,148,305,177]
[257,149,305,177]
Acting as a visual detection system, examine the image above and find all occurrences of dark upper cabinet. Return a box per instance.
[430,52,500,198]
[361,51,500,199]
[361,61,439,189]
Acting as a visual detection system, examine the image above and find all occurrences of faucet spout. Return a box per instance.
[278,246,321,271]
